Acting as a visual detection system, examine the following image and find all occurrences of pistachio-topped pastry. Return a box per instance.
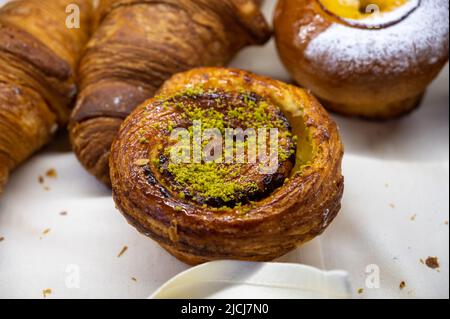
[147,88,296,208]
[110,68,344,265]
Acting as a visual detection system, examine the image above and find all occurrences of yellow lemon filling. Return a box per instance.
[319,0,409,20]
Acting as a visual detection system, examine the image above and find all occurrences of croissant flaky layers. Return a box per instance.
[0,0,93,193]
[69,0,271,186]
[110,68,344,265]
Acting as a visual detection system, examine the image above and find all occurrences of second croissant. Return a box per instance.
[70,0,271,185]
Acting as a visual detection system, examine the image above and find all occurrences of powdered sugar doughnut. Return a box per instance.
[274,0,449,119]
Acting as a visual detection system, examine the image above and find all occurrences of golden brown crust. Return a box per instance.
[70,117,123,186]
[70,0,271,186]
[0,82,56,191]
[274,0,449,120]
[0,0,92,193]
[110,67,344,265]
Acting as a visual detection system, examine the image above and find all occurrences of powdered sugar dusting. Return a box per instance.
[305,0,449,77]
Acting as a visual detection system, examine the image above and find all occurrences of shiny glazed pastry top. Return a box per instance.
[274,0,449,119]
[110,68,344,265]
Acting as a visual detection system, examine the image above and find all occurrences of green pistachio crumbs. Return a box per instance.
[152,86,297,209]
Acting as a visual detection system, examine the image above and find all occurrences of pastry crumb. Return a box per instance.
[38,169,57,190]
[399,281,406,290]
[0,236,4,242]
[131,277,138,282]
[42,288,52,298]
[425,256,440,270]
[42,228,51,235]
[444,220,449,226]
[389,203,396,209]
[410,214,417,221]
[59,211,68,216]
[118,246,128,258]
[357,288,364,294]
[45,168,57,179]
[134,159,150,166]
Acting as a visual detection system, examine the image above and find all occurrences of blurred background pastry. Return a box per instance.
[274,0,449,119]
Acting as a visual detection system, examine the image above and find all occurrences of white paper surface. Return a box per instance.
[0,0,448,299]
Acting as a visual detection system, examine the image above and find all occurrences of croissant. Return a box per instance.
[0,0,93,192]
[69,0,271,186]
[110,67,344,265]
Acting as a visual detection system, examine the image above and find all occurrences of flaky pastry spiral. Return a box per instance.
[110,68,344,265]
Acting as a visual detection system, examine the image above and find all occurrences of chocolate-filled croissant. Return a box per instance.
[69,0,271,185]
[0,0,93,193]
